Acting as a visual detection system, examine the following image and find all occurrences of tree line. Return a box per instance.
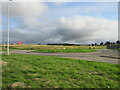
[46,40,120,46]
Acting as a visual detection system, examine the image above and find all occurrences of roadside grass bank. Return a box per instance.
[32,48,96,53]
[0,45,106,50]
[0,49,6,52]
[2,54,119,88]
[5,45,106,53]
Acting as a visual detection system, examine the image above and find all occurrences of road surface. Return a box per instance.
[1,49,119,64]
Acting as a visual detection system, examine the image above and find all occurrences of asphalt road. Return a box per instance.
[1,49,119,64]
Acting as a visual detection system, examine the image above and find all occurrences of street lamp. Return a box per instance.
[7,0,12,55]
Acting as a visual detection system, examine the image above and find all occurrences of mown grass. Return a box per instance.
[0,47,7,52]
[0,48,1,51]
[6,45,106,53]
[1,45,106,50]
[33,48,96,53]
[2,54,119,88]
[0,50,6,52]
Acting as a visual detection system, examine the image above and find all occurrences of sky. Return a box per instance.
[1,1,119,44]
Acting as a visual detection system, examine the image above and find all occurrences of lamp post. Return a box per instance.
[7,0,12,55]
[7,0,10,55]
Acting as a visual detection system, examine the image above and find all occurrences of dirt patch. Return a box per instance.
[8,82,31,88]
[34,78,40,81]
[8,82,26,88]
[0,61,7,66]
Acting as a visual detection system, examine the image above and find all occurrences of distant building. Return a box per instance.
[107,44,120,49]
[17,41,22,45]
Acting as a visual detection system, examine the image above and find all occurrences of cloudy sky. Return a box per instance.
[1,1,118,44]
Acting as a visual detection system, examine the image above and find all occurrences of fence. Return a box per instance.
[107,44,120,49]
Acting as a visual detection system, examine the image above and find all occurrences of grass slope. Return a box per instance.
[2,54,119,88]
[0,50,6,52]
[8,45,106,53]
[33,48,96,53]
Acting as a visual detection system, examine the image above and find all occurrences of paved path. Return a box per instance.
[0,52,3,54]
[1,49,119,64]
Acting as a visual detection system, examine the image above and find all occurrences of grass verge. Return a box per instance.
[8,45,106,53]
[32,48,96,53]
[2,54,119,88]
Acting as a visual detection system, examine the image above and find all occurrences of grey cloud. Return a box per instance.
[2,2,48,18]
[1,2,118,44]
[2,15,118,44]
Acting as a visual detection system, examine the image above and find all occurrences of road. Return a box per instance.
[1,49,119,64]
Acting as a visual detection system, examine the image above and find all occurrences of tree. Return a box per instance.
[11,43,13,45]
[95,43,97,46]
[112,42,115,44]
[92,44,94,46]
[104,41,111,45]
[116,40,120,44]
[100,42,104,45]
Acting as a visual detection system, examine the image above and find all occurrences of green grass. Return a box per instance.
[0,49,8,52]
[2,54,119,88]
[10,47,96,53]
[95,46,106,49]
[0,49,6,51]
[0,47,8,52]
[33,48,96,53]
[8,45,106,53]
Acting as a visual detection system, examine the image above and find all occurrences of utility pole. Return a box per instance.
[7,0,10,55]
[7,0,12,55]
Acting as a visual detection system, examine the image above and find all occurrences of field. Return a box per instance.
[1,45,106,53]
[0,47,2,51]
[2,54,119,88]
[0,48,7,52]
[1,45,118,88]
[33,48,97,53]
